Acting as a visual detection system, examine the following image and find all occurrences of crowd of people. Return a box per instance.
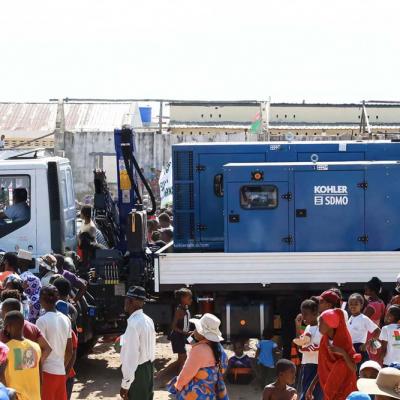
[121,275,400,400]
[0,249,86,400]
[147,211,174,249]
[1,203,400,400]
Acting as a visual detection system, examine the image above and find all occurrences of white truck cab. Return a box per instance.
[0,153,76,258]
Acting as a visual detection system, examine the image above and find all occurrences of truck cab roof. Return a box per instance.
[0,155,69,170]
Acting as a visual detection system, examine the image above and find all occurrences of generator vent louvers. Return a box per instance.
[173,150,195,244]
[175,183,194,210]
[175,213,195,240]
[173,151,193,181]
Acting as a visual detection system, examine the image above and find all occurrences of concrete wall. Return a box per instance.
[62,130,252,200]
[170,104,259,124]
[171,103,400,125]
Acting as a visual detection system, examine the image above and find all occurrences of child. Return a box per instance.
[3,311,41,400]
[379,305,400,367]
[294,299,322,400]
[226,340,253,384]
[348,293,380,365]
[359,360,381,379]
[262,359,297,400]
[169,288,193,372]
[256,329,281,387]
[364,277,385,327]
[307,309,359,400]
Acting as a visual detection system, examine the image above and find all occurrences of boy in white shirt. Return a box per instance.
[348,293,380,365]
[36,285,73,400]
[379,305,400,367]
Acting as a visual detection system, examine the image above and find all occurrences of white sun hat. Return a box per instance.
[189,313,224,342]
[358,367,400,399]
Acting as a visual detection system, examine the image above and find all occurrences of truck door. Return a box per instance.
[198,153,265,244]
[226,182,290,252]
[0,171,37,254]
[294,170,366,251]
[59,165,77,251]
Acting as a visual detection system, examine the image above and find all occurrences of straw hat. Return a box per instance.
[358,367,400,399]
[189,313,224,342]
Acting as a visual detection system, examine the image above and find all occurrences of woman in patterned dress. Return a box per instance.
[167,313,229,400]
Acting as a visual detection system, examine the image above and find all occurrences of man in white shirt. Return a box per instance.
[120,286,155,400]
[36,285,73,400]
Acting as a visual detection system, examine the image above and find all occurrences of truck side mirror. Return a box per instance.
[214,174,224,197]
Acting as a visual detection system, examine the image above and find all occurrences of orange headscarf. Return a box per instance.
[318,309,359,400]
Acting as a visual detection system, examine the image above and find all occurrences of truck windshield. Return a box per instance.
[0,175,31,238]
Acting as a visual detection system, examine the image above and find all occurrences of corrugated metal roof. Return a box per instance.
[0,103,57,138]
[64,102,139,132]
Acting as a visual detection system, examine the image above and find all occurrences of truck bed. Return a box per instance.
[154,251,400,292]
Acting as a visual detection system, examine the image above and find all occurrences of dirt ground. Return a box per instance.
[72,335,263,400]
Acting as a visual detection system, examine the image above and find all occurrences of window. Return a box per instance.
[240,185,278,209]
[0,175,31,238]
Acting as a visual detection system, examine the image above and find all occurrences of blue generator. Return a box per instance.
[223,160,400,252]
[172,141,400,250]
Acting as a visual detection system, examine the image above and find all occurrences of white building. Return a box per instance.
[169,101,400,139]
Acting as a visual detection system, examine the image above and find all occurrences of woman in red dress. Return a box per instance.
[306,309,361,400]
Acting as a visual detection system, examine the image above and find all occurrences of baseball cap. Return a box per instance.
[360,360,382,373]
[318,289,341,305]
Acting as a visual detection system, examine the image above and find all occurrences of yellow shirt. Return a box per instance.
[5,339,41,400]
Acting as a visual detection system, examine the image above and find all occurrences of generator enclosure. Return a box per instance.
[223,160,400,253]
[173,141,400,250]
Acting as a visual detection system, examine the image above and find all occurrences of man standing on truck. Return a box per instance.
[120,286,156,400]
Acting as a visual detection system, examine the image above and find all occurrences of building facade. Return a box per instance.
[169,101,400,139]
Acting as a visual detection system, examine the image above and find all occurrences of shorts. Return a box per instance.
[169,331,187,354]
[42,372,67,400]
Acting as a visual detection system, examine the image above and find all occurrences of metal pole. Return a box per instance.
[159,101,163,134]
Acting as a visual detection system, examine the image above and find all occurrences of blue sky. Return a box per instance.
[1,0,399,103]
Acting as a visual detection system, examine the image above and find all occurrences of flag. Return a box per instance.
[159,158,173,208]
[250,111,262,134]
